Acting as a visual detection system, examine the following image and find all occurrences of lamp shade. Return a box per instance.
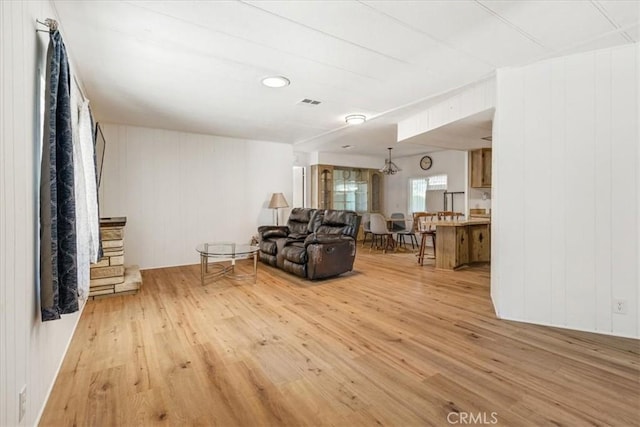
[268,193,289,209]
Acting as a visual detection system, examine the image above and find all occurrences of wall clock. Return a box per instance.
[420,155,433,170]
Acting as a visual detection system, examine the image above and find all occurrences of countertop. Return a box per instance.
[420,219,491,228]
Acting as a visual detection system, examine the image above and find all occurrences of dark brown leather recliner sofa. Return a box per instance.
[257,208,361,280]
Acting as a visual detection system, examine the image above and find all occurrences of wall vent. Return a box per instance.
[298,98,322,105]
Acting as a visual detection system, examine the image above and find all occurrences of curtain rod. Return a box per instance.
[36,18,58,33]
[36,18,88,102]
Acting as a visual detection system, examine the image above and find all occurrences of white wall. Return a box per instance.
[314,151,381,169]
[397,77,495,143]
[99,124,293,269]
[1,2,87,425]
[493,43,639,338]
[384,150,468,215]
[468,187,491,213]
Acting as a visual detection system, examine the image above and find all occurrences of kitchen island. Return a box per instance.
[418,219,491,270]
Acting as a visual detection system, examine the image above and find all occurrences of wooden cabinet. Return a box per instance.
[434,221,491,270]
[468,224,491,262]
[310,165,334,210]
[435,226,469,270]
[470,148,492,188]
[310,165,383,213]
[370,171,383,212]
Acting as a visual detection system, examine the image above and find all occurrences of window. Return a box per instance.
[425,174,447,190]
[408,175,447,213]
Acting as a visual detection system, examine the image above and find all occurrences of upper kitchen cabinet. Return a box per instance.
[470,148,492,188]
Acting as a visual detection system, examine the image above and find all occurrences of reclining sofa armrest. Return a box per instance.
[282,233,309,246]
[258,226,289,240]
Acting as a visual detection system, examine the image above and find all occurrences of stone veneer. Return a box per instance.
[89,217,142,297]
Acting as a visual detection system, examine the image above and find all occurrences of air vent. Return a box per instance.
[298,98,322,105]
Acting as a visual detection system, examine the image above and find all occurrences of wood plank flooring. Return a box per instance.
[40,252,639,426]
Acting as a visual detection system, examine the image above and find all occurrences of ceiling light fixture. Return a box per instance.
[345,114,366,125]
[261,76,290,88]
[380,147,401,175]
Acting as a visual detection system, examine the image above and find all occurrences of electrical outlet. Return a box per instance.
[613,299,627,314]
[19,385,26,422]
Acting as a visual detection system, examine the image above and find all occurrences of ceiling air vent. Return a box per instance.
[298,98,322,106]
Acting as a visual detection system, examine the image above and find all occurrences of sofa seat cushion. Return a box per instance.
[259,240,277,255]
[281,242,308,264]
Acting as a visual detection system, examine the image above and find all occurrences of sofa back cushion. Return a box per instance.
[307,209,324,233]
[287,208,317,235]
[315,210,360,238]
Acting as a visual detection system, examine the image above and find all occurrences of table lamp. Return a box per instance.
[268,193,289,226]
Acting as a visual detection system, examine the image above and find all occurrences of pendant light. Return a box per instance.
[380,147,401,175]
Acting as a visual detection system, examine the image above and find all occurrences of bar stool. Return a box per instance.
[415,212,437,265]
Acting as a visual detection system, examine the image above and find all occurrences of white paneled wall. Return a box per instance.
[1,2,87,426]
[99,124,293,269]
[493,43,639,338]
[397,77,495,142]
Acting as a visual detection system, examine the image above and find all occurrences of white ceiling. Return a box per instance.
[52,0,639,157]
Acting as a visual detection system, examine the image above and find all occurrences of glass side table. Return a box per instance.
[195,242,259,285]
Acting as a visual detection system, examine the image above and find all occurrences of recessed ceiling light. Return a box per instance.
[345,114,366,125]
[261,76,290,88]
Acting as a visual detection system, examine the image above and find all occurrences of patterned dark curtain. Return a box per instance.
[40,30,79,321]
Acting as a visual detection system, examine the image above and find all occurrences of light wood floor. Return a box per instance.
[40,252,639,426]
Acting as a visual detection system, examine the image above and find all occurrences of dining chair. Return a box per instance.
[361,212,372,248]
[369,213,395,253]
[437,211,464,221]
[389,212,405,231]
[391,212,418,249]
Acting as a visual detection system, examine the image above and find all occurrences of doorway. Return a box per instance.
[292,166,305,208]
